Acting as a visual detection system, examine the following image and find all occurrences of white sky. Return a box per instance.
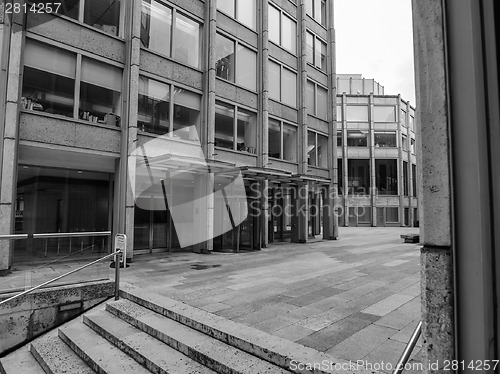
[334,0,416,104]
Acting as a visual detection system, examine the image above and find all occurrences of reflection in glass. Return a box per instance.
[316,85,328,119]
[306,32,314,64]
[56,0,79,19]
[173,13,200,68]
[317,134,328,168]
[236,44,257,91]
[282,68,297,107]
[373,106,396,122]
[283,124,297,162]
[374,131,397,147]
[215,101,235,149]
[268,118,281,159]
[79,58,122,124]
[268,60,281,101]
[346,105,369,121]
[217,0,234,17]
[347,130,368,146]
[281,14,296,54]
[236,0,256,30]
[348,159,370,194]
[141,0,172,57]
[215,33,235,82]
[376,159,398,195]
[84,0,121,36]
[307,131,316,166]
[138,77,170,135]
[173,88,201,140]
[268,5,280,46]
[237,109,257,153]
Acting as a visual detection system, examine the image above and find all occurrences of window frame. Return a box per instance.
[268,58,298,108]
[306,79,328,120]
[305,0,327,27]
[268,117,298,163]
[307,129,329,169]
[306,30,327,72]
[268,3,297,55]
[216,0,257,31]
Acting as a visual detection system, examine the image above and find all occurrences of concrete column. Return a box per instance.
[322,185,337,239]
[260,0,269,169]
[0,12,23,273]
[291,183,308,243]
[397,95,405,226]
[368,94,376,226]
[298,0,308,175]
[412,0,454,370]
[341,94,348,227]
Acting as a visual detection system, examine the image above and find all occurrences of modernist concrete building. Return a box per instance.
[335,74,418,227]
[0,0,337,271]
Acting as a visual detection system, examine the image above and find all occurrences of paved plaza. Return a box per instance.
[1,227,423,372]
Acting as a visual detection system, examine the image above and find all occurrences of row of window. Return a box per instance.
[336,131,416,152]
[338,105,416,126]
[337,159,417,196]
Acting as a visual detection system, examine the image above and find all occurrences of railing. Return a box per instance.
[393,320,422,374]
[33,231,111,257]
[0,249,122,306]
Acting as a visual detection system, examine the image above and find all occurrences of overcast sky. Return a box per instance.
[334,0,416,104]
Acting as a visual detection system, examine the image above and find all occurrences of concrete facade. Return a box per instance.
[0,0,337,270]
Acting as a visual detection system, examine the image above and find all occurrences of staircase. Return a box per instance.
[0,285,370,374]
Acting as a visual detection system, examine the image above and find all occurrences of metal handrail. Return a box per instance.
[0,250,123,307]
[33,231,111,239]
[393,320,422,374]
[0,234,29,240]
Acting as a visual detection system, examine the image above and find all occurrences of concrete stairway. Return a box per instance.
[1,285,369,374]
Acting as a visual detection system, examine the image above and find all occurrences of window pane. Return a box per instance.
[336,105,342,121]
[376,159,398,195]
[307,131,316,166]
[348,159,370,194]
[215,101,235,149]
[268,5,280,45]
[401,109,407,127]
[137,76,170,135]
[358,207,371,223]
[337,130,342,146]
[22,67,75,117]
[412,164,417,196]
[282,68,297,107]
[315,38,326,71]
[306,80,315,114]
[173,13,200,68]
[237,109,257,153]
[409,115,415,131]
[337,158,343,193]
[80,59,122,123]
[374,131,397,147]
[306,32,314,64]
[386,207,399,223]
[316,85,328,120]
[320,0,326,26]
[305,0,313,16]
[236,0,256,29]
[402,135,408,151]
[56,0,79,20]
[281,14,296,54]
[283,124,297,162]
[373,106,396,122]
[84,0,121,36]
[215,33,235,82]
[141,0,172,57]
[236,45,257,91]
[24,40,76,78]
[411,138,415,153]
[173,88,201,141]
[346,105,368,121]
[217,0,235,17]
[269,118,281,159]
[403,161,409,196]
[317,134,328,168]
[268,61,281,101]
[347,130,368,147]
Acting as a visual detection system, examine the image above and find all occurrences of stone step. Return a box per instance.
[30,335,94,374]
[106,298,293,374]
[58,322,151,374]
[120,286,362,374]
[83,310,217,374]
[0,345,44,374]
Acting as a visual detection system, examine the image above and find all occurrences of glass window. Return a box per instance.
[268,5,280,45]
[141,1,172,57]
[358,207,371,223]
[22,40,76,118]
[337,130,342,146]
[281,14,296,54]
[173,88,201,141]
[305,0,313,15]
[56,0,79,19]
[402,134,409,151]
[409,115,415,131]
[306,80,315,113]
[173,13,200,68]
[138,77,170,135]
[281,68,297,107]
[336,105,342,121]
[236,0,256,30]
[306,32,314,65]
[403,161,409,196]
[307,131,317,166]
[215,33,235,82]
[347,130,368,147]
[412,164,417,197]
[217,0,235,17]
[337,158,343,193]
[236,44,257,91]
[317,134,328,168]
[373,106,396,122]
[374,131,397,147]
[401,109,407,127]
[411,138,415,153]
[316,85,328,120]
[283,123,297,162]
[215,101,235,150]
[386,207,399,223]
[268,61,281,101]
[84,0,121,36]
[79,57,122,123]
[236,108,257,153]
[348,159,370,194]
[376,159,398,195]
[346,105,368,121]
[315,37,327,71]
[269,119,281,159]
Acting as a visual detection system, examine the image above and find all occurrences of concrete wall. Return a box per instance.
[0,280,114,355]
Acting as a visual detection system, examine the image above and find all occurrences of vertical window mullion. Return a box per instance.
[280,121,284,159]
[171,8,176,58]
[169,84,174,136]
[234,40,238,84]
[315,133,318,166]
[279,65,283,101]
[79,0,85,22]
[74,54,82,119]
[233,105,238,150]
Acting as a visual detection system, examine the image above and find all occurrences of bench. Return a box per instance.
[400,234,420,243]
